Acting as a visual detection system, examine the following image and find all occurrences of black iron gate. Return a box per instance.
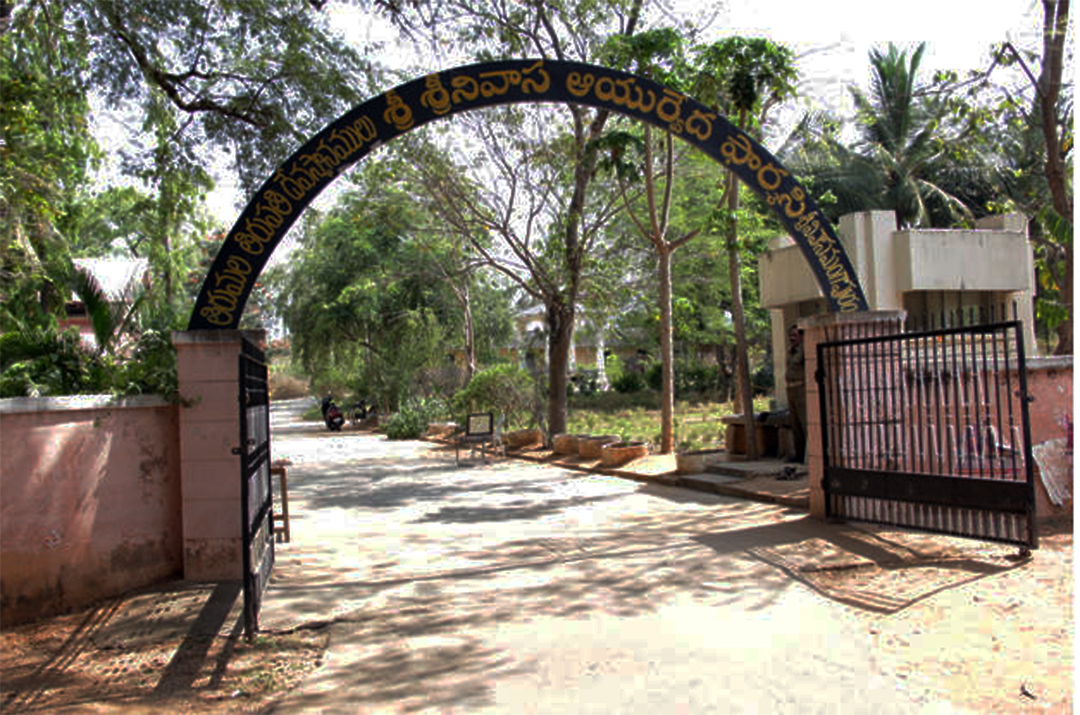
[816,319,1038,551]
[235,337,275,637]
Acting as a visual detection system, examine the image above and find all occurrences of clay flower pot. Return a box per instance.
[552,433,588,454]
[601,441,649,467]
[504,428,543,449]
[578,435,620,459]
[675,448,725,475]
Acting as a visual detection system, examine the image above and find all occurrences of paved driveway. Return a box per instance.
[260,402,1072,714]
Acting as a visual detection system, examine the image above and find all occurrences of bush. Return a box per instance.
[644,361,663,391]
[611,370,646,394]
[383,396,447,440]
[752,361,774,395]
[602,352,624,387]
[0,327,113,397]
[451,364,541,430]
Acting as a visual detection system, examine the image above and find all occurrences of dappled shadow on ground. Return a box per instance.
[258,441,1042,713]
[0,581,327,714]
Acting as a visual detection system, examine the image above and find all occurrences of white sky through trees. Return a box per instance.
[86,1,1051,235]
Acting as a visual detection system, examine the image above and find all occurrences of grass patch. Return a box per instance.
[567,392,771,451]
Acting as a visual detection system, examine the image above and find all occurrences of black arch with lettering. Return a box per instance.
[189,59,867,330]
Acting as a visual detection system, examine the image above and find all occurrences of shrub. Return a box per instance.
[644,361,663,391]
[752,361,774,395]
[383,396,447,440]
[569,368,600,395]
[611,370,646,394]
[602,352,624,387]
[451,364,541,430]
[0,327,112,397]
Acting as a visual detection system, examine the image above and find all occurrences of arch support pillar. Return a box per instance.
[172,329,265,580]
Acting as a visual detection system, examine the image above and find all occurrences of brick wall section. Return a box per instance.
[0,397,182,626]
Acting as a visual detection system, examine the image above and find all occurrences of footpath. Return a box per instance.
[0,418,1072,715]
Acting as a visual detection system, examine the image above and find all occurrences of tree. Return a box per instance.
[4,0,382,331]
[692,37,798,458]
[995,0,1073,353]
[0,0,99,331]
[273,180,482,408]
[384,0,647,438]
[595,28,701,453]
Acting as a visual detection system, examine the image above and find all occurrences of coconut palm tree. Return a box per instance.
[783,43,1000,230]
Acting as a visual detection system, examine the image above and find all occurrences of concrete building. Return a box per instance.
[759,210,1036,409]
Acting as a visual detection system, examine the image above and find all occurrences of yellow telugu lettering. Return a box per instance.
[383,90,414,131]
[421,74,452,115]
[566,72,595,98]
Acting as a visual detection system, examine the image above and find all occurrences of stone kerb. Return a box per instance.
[173,329,265,581]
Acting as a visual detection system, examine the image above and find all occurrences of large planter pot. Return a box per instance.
[578,435,620,459]
[676,448,726,475]
[505,428,543,449]
[601,441,649,467]
[552,433,588,454]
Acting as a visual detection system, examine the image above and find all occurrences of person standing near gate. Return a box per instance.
[785,325,807,463]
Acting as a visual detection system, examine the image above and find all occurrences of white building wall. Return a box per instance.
[760,211,1037,410]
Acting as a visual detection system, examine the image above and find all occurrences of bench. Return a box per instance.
[455,412,504,466]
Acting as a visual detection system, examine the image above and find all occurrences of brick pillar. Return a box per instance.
[172,329,265,581]
[801,312,904,519]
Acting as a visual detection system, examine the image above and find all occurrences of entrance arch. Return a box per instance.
[189,59,867,330]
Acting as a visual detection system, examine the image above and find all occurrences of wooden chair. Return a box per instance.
[455,412,504,465]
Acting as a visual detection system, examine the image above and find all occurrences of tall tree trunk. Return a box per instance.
[461,283,476,379]
[658,245,675,453]
[1039,0,1073,355]
[726,171,757,458]
[596,327,609,390]
[546,298,574,438]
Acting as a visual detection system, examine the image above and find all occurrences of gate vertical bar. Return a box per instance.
[237,338,275,639]
[1013,322,1038,550]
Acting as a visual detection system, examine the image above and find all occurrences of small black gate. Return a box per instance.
[235,337,275,637]
[816,319,1037,551]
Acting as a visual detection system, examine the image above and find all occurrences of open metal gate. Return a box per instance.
[816,319,1038,552]
[234,337,275,637]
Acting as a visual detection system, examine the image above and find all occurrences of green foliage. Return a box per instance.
[0,328,111,397]
[111,329,179,398]
[383,397,448,440]
[451,364,541,430]
[644,361,663,391]
[611,370,646,394]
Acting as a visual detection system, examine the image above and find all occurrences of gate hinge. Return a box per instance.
[231,438,256,455]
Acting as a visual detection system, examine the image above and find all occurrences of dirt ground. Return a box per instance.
[0,579,328,715]
[2,523,1071,714]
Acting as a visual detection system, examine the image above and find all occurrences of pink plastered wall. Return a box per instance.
[1023,357,1073,520]
[1,396,183,626]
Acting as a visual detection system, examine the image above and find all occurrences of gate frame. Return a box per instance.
[234,336,276,637]
[814,316,1038,552]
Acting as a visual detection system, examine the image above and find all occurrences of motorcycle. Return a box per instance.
[321,395,345,432]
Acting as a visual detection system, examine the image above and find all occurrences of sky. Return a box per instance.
[201,0,1053,226]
